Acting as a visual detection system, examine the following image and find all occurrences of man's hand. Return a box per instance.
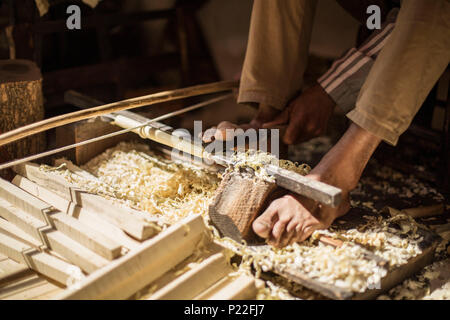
[263,83,336,145]
[202,104,280,142]
[252,189,349,248]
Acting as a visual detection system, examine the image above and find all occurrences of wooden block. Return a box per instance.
[57,214,208,300]
[149,252,232,300]
[209,171,279,242]
[0,232,81,285]
[13,174,139,251]
[13,163,158,240]
[0,60,46,167]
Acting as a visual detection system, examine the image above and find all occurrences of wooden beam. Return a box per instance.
[149,252,232,300]
[57,214,208,300]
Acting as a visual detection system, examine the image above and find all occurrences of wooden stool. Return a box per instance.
[0,59,46,179]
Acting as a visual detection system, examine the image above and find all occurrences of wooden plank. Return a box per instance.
[57,214,208,300]
[196,274,257,300]
[13,163,158,240]
[0,232,80,285]
[13,174,139,251]
[0,259,31,286]
[55,118,134,166]
[0,273,63,300]
[149,252,231,300]
[43,230,109,274]
[0,217,43,249]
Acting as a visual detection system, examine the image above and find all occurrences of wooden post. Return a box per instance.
[0,60,46,179]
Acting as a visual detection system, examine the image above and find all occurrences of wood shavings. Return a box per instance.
[229,150,311,182]
[39,142,441,299]
[378,259,450,300]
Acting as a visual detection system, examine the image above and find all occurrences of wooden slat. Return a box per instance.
[0,198,49,246]
[43,230,109,273]
[0,258,31,286]
[0,232,81,285]
[57,214,208,300]
[13,163,158,240]
[0,81,237,148]
[13,174,139,251]
[0,199,110,274]
[0,217,43,249]
[194,274,257,300]
[0,273,63,300]
[149,252,232,300]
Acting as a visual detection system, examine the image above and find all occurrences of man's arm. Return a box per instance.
[261,9,399,145]
[253,0,450,246]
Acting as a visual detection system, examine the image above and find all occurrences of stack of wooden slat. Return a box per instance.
[0,161,260,300]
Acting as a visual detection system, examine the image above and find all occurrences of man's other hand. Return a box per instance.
[201,104,280,142]
[263,83,336,145]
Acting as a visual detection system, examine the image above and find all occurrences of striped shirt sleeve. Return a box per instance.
[318,9,399,113]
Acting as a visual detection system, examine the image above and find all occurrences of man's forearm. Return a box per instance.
[309,122,381,191]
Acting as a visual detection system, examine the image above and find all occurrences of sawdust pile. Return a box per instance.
[44,142,435,299]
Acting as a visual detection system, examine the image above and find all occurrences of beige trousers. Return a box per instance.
[238,0,450,145]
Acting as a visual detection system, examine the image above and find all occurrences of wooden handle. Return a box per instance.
[0,80,238,148]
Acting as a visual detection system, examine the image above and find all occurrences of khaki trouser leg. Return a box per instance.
[347,0,450,145]
[238,0,318,111]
